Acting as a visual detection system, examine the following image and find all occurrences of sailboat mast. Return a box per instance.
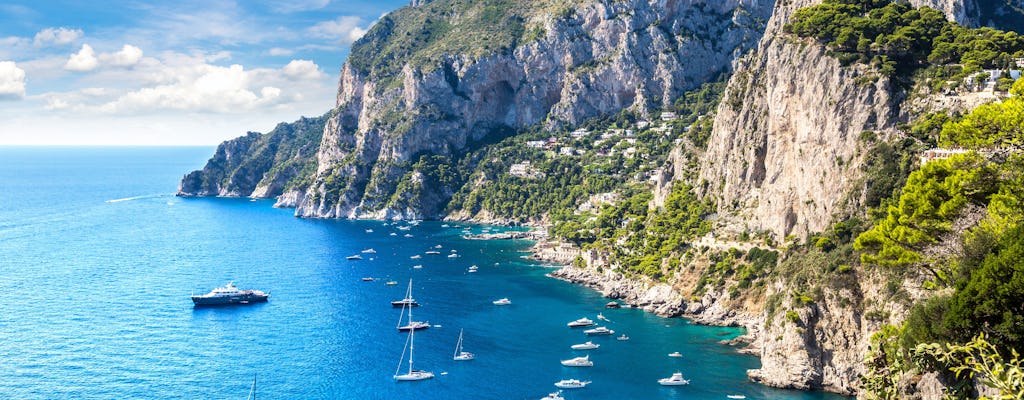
[408,327,415,374]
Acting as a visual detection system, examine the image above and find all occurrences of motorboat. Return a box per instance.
[617,334,630,341]
[492,298,511,306]
[597,313,610,322]
[570,341,600,350]
[393,326,433,381]
[448,253,459,258]
[452,329,474,361]
[390,232,397,236]
[404,233,414,238]
[346,254,363,260]
[410,254,422,259]
[386,281,398,286]
[425,250,441,255]
[657,372,690,386]
[365,229,374,233]
[191,282,268,306]
[553,379,590,389]
[540,390,565,400]
[583,326,614,335]
[361,277,374,281]
[441,224,450,228]
[391,279,421,307]
[412,265,423,269]
[727,396,747,399]
[668,351,683,358]
[361,248,376,254]
[560,355,593,367]
[567,317,596,328]
[605,301,622,308]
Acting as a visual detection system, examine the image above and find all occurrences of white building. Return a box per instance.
[919,148,970,165]
[526,140,546,148]
[570,128,590,139]
[559,146,575,156]
[509,161,545,179]
[660,112,677,121]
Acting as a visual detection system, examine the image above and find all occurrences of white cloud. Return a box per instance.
[265,0,330,13]
[98,63,283,114]
[282,59,323,80]
[309,16,368,45]
[34,27,84,47]
[65,44,98,71]
[0,61,27,100]
[101,45,144,67]
[268,47,294,56]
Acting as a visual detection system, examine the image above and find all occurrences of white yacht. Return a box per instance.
[567,317,596,328]
[410,254,422,259]
[617,334,630,341]
[361,248,376,254]
[391,279,420,307]
[554,379,590,389]
[583,326,614,335]
[452,329,474,361]
[668,351,683,358]
[560,355,593,367]
[597,313,610,322]
[397,297,429,332]
[448,253,459,258]
[365,229,374,233]
[404,233,414,238]
[541,391,565,400]
[394,327,433,381]
[492,298,511,305]
[657,372,690,386]
[425,250,441,255]
[345,254,362,260]
[570,341,600,350]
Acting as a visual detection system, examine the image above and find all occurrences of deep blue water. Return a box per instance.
[0,147,849,399]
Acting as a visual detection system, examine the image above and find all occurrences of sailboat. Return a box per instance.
[397,299,430,331]
[391,279,420,307]
[453,328,474,361]
[394,327,434,381]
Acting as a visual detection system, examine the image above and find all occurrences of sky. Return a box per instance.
[0,0,408,145]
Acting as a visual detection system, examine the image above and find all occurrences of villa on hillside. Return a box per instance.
[919,147,970,164]
[509,161,545,179]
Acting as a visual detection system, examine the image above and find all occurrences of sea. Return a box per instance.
[0,146,850,400]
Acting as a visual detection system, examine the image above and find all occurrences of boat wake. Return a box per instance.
[105,194,169,203]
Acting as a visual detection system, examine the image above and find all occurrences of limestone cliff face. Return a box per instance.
[177,114,326,198]
[291,0,774,219]
[699,0,899,241]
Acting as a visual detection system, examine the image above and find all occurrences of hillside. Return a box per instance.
[178,0,1024,397]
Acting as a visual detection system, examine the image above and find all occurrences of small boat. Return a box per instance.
[605,301,622,308]
[391,279,421,307]
[554,379,591,389]
[435,245,443,248]
[191,282,269,307]
[617,334,630,341]
[394,325,433,381]
[441,224,449,228]
[570,341,600,350]
[361,277,374,281]
[597,313,610,322]
[404,233,414,238]
[397,226,411,231]
[583,326,614,335]
[390,232,397,236]
[727,396,747,399]
[386,281,398,286]
[492,298,511,306]
[365,229,374,233]
[346,254,363,260]
[412,265,423,269]
[410,254,422,259]
[567,317,596,328]
[362,248,376,254]
[560,355,594,367]
[425,250,441,255]
[540,390,565,400]
[668,351,683,358]
[452,328,474,361]
[447,254,459,258]
[657,372,690,386]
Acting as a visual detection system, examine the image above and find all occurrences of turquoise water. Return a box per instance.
[0,147,848,399]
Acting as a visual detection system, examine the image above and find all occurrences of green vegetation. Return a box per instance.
[940,80,1024,148]
[915,334,1024,399]
[348,0,576,84]
[786,0,1024,79]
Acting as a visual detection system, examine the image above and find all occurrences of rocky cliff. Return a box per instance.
[289,0,774,219]
[178,113,326,198]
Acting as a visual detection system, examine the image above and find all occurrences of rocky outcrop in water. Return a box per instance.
[178,114,326,198]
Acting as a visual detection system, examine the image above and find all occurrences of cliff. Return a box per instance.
[178,113,326,198]
[290,0,774,219]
